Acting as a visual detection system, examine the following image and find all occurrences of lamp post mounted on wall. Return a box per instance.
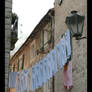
[65,10,85,40]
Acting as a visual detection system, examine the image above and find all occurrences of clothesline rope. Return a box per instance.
[10,29,71,72]
[9,29,72,91]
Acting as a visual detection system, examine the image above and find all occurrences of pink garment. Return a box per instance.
[63,61,73,90]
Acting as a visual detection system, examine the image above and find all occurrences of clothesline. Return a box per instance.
[10,29,72,72]
[9,29,73,91]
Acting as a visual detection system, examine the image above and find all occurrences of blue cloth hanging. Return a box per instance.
[8,72,17,88]
[50,47,58,76]
[56,36,67,69]
[46,53,53,79]
[64,29,71,60]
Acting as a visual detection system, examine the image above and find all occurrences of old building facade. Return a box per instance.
[9,0,87,92]
[9,9,54,92]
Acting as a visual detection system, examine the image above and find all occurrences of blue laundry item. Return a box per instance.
[60,36,67,65]
[20,72,24,92]
[38,60,44,87]
[56,41,63,69]
[31,63,42,91]
[16,71,28,92]
[42,57,49,83]
[33,64,37,89]
[8,72,17,88]
[17,71,25,92]
[36,61,42,88]
[23,69,28,91]
[50,47,58,76]
[46,54,52,80]
[36,64,39,89]
[42,58,46,83]
[31,66,34,91]
[56,36,67,69]
[34,63,40,89]
[16,72,21,92]
[31,65,37,91]
[29,67,32,91]
[16,72,19,92]
[64,29,71,60]
[46,53,53,79]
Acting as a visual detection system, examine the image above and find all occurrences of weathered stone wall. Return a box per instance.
[5,0,12,92]
[54,0,87,92]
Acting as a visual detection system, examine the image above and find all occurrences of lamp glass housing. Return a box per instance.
[65,11,85,37]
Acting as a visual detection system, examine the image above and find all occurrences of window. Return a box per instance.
[58,0,62,5]
[40,29,52,51]
[21,54,25,70]
[17,59,19,71]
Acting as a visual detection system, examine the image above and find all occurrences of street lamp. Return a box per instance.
[65,10,85,40]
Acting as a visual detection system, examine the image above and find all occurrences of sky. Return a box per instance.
[10,0,55,56]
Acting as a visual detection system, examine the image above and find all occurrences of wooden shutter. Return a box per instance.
[21,54,25,70]
[17,59,19,71]
[41,30,44,50]
[48,20,52,43]
[49,30,52,43]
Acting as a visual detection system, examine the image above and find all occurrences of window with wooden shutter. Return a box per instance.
[17,59,19,71]
[21,54,25,70]
[48,29,52,43]
[40,24,53,51]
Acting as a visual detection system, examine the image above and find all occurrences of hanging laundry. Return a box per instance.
[63,61,73,90]
[50,47,58,76]
[46,53,53,79]
[31,65,36,91]
[19,71,26,92]
[56,36,67,69]
[60,36,68,65]
[8,72,17,88]
[34,63,40,89]
[27,29,72,91]
[23,69,28,91]
[28,67,32,92]
[64,29,71,61]
[56,41,63,69]
[38,60,44,87]
[16,72,21,92]
[20,71,25,92]
[36,61,43,88]
[42,57,47,83]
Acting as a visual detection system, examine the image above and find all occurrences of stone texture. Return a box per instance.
[54,0,87,92]
[5,0,12,92]
[5,18,11,25]
[5,1,12,8]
